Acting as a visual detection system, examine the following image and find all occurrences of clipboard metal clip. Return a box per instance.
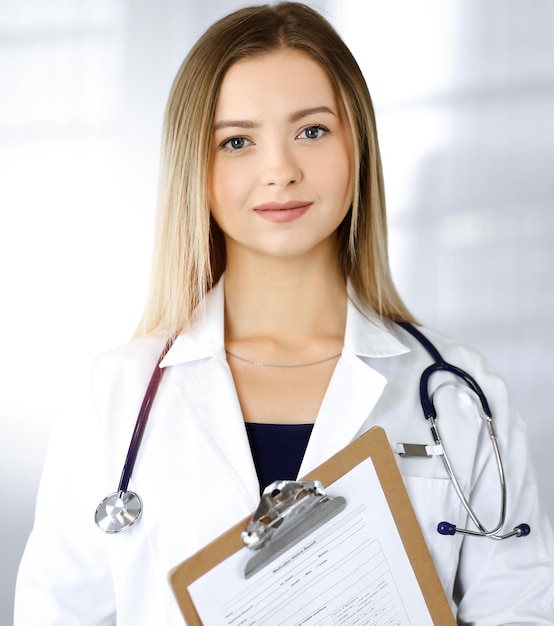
[241,480,346,579]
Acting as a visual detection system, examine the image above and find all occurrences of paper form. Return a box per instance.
[187,457,434,625]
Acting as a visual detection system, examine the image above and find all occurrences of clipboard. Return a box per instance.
[169,426,456,625]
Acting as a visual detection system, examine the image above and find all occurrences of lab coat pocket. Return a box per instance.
[402,475,465,600]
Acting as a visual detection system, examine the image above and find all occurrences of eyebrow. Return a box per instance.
[290,105,336,123]
[213,106,336,132]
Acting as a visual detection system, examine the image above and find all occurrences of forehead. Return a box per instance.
[215,49,338,117]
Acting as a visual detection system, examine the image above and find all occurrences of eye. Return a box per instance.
[298,125,328,141]
[220,136,251,152]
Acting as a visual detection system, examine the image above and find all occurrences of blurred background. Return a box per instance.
[1,0,553,622]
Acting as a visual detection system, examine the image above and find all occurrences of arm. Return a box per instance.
[451,353,554,624]
[14,391,116,625]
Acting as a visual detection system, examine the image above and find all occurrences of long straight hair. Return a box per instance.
[135,2,416,337]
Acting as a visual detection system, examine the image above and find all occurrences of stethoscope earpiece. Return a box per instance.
[95,491,143,533]
[438,520,531,539]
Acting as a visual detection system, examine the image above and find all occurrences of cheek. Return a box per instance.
[209,164,233,221]
[320,146,354,208]
[209,161,225,206]
[209,163,252,238]
[210,159,249,209]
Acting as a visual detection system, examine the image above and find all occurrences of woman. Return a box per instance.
[15,3,554,624]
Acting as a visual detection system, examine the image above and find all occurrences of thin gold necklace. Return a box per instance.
[225,350,342,369]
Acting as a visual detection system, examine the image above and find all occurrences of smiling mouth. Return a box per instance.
[254,201,312,212]
[253,201,313,223]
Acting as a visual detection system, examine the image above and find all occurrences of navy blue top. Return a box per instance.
[245,423,314,493]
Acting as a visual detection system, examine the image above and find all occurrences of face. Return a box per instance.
[209,49,354,263]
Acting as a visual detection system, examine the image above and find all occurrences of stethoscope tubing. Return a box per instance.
[117,347,170,493]
[429,413,507,537]
[420,362,493,420]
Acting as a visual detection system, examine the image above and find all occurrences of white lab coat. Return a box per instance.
[15,278,554,625]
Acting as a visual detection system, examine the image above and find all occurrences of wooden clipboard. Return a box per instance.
[169,426,455,625]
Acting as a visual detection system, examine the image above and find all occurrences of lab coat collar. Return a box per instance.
[160,277,410,367]
[344,284,409,359]
[159,280,226,367]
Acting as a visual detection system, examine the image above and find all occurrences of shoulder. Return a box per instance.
[391,321,516,417]
[93,336,166,378]
[92,337,167,414]
[393,322,490,371]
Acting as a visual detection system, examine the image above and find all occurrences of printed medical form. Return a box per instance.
[188,458,435,625]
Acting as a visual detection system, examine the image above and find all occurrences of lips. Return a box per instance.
[253,201,312,223]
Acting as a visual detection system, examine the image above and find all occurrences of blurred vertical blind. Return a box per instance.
[0,0,125,132]
[0,0,130,368]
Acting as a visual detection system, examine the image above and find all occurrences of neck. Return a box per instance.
[223,248,347,351]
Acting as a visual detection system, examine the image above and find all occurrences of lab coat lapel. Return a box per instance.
[160,280,260,511]
[298,292,409,477]
[169,358,260,511]
[298,351,387,476]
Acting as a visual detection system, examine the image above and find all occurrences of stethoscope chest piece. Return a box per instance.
[95,491,143,533]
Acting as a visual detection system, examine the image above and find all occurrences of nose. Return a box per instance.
[259,141,302,187]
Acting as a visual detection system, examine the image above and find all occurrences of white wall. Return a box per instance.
[2,0,553,622]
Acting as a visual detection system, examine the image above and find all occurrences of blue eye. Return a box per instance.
[221,136,250,151]
[299,125,327,140]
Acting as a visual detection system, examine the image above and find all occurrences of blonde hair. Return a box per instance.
[135,2,415,337]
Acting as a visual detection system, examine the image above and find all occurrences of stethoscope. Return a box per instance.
[95,323,530,539]
[398,322,530,540]
[95,339,172,533]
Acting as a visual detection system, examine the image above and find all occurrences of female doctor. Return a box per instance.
[15,2,554,625]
